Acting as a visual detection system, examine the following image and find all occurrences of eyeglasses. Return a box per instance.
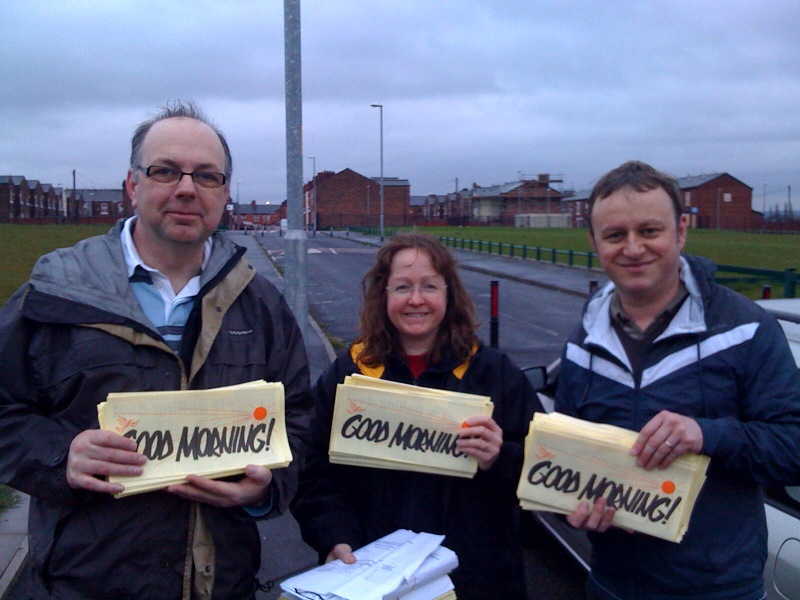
[137,165,227,189]
[386,282,447,297]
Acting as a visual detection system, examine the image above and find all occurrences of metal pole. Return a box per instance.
[371,103,384,241]
[283,0,308,337]
[366,185,371,228]
[761,182,767,234]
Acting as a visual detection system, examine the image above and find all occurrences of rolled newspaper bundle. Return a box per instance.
[97,380,291,497]
[329,374,493,478]
[516,412,709,543]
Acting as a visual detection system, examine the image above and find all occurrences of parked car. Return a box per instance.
[523,299,800,599]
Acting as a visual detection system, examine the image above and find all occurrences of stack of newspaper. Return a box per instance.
[516,412,710,543]
[329,374,493,478]
[97,380,291,498]
[280,529,458,600]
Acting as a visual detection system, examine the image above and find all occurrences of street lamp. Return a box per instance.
[236,181,241,204]
[370,103,384,242]
[308,156,316,234]
[762,182,767,234]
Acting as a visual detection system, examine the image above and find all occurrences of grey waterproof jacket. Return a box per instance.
[0,222,312,599]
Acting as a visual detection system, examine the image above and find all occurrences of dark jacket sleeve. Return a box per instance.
[0,286,83,503]
[259,289,313,516]
[696,312,800,486]
[470,348,540,494]
[291,354,364,561]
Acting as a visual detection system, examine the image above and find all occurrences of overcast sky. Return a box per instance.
[2,1,798,212]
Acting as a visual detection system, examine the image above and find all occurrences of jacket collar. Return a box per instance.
[582,255,708,364]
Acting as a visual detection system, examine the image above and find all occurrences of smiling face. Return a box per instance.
[386,247,448,355]
[589,186,687,312]
[125,117,229,256]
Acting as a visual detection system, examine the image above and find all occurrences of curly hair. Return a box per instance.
[355,233,479,367]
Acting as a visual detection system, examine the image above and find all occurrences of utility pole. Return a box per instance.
[283,0,308,337]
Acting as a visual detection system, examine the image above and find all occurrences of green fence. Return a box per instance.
[342,229,798,298]
[434,236,797,298]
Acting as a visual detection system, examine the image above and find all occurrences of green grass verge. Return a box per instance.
[381,226,798,299]
[409,226,798,271]
[0,483,19,512]
[0,224,109,306]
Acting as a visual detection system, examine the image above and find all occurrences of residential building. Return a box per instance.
[305,168,410,230]
[563,172,759,230]
[464,174,564,225]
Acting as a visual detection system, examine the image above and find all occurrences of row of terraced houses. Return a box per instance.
[1,168,774,231]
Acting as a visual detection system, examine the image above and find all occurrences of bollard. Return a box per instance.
[589,280,598,296]
[490,280,499,349]
[762,285,772,300]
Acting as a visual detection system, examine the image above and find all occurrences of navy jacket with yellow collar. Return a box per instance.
[556,254,800,599]
[293,340,539,600]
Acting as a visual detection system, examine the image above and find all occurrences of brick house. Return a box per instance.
[305,168,410,230]
[562,172,758,230]
[410,192,469,226]
[0,176,28,222]
[464,174,564,225]
[679,173,757,230]
[75,187,128,222]
[230,201,279,229]
[561,189,591,229]
[25,180,43,219]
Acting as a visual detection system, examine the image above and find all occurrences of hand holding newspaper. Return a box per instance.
[280,529,458,600]
[329,374,493,478]
[97,380,292,498]
[516,412,710,543]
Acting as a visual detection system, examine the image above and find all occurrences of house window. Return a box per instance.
[724,193,732,203]
[100,203,109,215]
[684,192,691,206]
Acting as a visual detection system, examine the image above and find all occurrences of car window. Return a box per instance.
[766,484,800,520]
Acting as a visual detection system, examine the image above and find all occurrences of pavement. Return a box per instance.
[0,228,606,600]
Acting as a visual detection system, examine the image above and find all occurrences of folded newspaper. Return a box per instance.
[280,529,458,600]
[329,374,493,478]
[516,412,710,543]
[97,380,291,498]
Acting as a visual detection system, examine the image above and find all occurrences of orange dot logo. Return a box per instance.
[661,480,676,494]
[460,421,469,428]
[253,406,268,421]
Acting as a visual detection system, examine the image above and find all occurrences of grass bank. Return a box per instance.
[409,226,798,272]
[0,224,109,305]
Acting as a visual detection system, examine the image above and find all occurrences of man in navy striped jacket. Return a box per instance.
[556,160,800,600]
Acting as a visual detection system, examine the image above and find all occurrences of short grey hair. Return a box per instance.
[130,100,233,179]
